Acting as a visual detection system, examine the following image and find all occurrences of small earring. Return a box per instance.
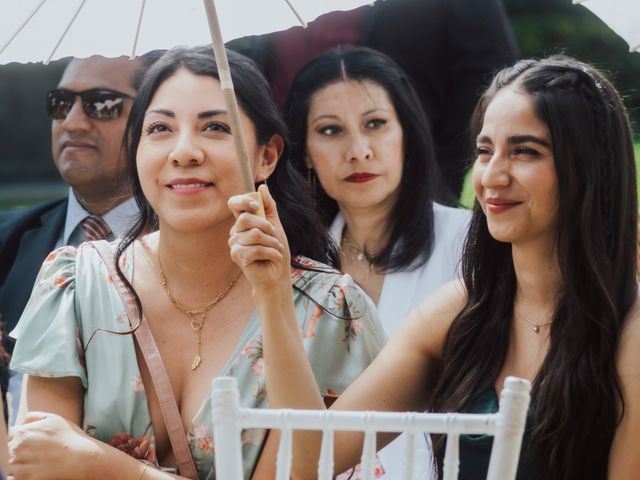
[254,175,268,190]
[253,175,268,191]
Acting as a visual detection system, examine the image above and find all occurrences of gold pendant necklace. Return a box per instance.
[159,258,239,370]
[514,303,553,333]
[340,232,368,263]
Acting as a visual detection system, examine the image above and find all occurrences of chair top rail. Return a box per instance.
[235,409,498,435]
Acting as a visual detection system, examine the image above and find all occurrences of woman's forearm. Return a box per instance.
[253,280,324,478]
[88,437,188,480]
[255,280,324,410]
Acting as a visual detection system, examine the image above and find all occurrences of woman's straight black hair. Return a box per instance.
[285,46,454,273]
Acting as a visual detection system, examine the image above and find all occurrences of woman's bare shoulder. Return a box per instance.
[414,279,467,321]
[392,280,468,360]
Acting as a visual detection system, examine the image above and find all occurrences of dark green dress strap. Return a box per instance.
[458,388,538,480]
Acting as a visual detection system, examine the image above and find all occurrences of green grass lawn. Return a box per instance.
[459,141,640,209]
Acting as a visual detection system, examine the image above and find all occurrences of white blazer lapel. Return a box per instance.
[377,267,423,337]
[332,212,422,337]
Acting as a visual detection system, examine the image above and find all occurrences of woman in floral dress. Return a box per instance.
[7,47,386,480]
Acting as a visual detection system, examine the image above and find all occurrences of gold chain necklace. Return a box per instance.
[340,232,368,263]
[514,303,553,333]
[159,258,239,370]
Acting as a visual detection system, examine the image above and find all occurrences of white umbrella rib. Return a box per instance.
[46,0,88,64]
[203,0,255,193]
[283,0,308,28]
[131,0,148,59]
[0,0,49,56]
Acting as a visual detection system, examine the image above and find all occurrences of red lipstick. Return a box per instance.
[345,172,378,183]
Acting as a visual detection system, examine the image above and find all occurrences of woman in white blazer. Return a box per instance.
[285,46,470,478]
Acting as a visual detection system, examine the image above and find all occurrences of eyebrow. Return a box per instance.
[311,108,389,124]
[144,109,227,119]
[145,108,174,118]
[476,134,551,148]
[311,114,339,123]
[197,109,226,119]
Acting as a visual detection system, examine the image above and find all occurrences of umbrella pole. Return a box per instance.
[203,0,257,195]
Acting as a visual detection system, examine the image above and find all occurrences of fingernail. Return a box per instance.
[249,201,260,210]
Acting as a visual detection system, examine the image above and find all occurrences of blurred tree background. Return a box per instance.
[505,0,639,133]
[0,59,68,207]
[0,0,638,209]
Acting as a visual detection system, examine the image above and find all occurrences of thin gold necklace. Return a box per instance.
[514,303,553,333]
[159,258,239,370]
[340,232,368,263]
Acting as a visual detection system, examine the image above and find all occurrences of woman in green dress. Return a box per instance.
[7,47,386,480]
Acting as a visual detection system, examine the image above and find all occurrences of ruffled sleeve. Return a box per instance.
[292,258,388,398]
[10,246,87,387]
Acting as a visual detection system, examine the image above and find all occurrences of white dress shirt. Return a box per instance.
[56,188,139,248]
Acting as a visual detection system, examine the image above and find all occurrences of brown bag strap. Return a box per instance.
[92,241,199,479]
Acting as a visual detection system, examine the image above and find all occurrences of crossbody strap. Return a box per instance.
[92,241,199,479]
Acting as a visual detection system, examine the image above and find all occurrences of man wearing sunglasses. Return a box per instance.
[0,54,159,423]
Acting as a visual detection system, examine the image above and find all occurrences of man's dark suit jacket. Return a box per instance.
[231,0,519,197]
[0,197,67,342]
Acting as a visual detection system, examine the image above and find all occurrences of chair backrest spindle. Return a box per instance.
[402,430,417,480]
[486,378,531,480]
[211,377,244,479]
[360,427,377,480]
[275,422,292,480]
[317,426,334,480]
[443,431,460,480]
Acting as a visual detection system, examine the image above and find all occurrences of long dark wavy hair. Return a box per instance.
[430,56,637,479]
[284,46,453,273]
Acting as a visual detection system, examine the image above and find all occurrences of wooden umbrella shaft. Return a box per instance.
[202,0,256,194]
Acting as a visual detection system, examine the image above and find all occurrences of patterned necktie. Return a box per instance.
[81,215,112,242]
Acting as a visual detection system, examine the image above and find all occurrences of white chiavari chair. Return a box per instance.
[211,376,531,480]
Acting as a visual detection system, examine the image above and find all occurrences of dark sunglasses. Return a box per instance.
[47,88,134,120]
